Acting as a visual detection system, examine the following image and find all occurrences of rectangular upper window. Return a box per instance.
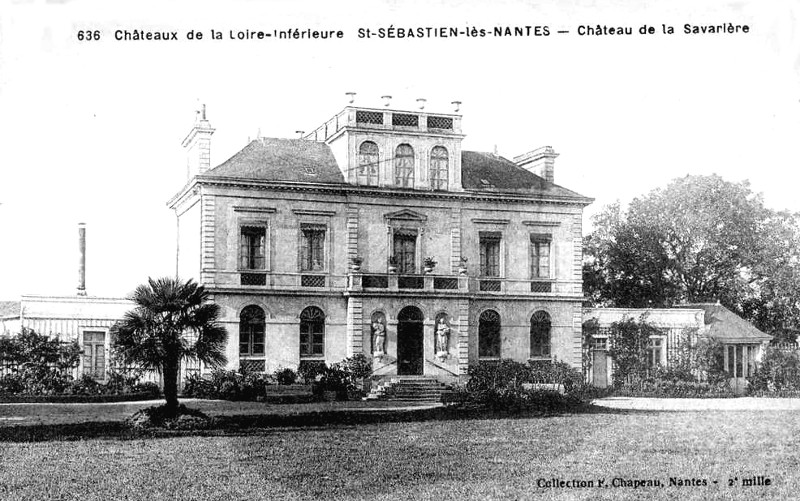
[300,225,326,272]
[393,229,417,274]
[479,232,502,277]
[530,234,551,278]
[240,226,266,270]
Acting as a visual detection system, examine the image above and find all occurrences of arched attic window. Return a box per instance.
[358,141,379,186]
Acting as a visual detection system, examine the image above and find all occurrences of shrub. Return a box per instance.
[694,337,727,384]
[339,353,372,381]
[0,329,82,396]
[182,369,271,401]
[615,379,733,398]
[133,381,161,398]
[463,359,581,412]
[126,404,213,430]
[0,373,24,394]
[298,360,327,384]
[69,373,103,395]
[749,348,800,393]
[312,365,351,399]
[274,367,297,385]
[182,372,217,399]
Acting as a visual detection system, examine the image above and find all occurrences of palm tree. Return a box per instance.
[112,277,227,414]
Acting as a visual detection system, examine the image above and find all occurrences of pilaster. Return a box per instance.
[450,207,461,274]
[346,296,364,357]
[200,193,216,285]
[456,298,470,376]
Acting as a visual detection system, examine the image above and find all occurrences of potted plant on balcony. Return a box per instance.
[458,256,468,275]
[423,257,437,274]
[388,255,398,274]
[350,256,363,272]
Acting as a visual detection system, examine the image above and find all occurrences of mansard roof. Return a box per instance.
[207,138,346,183]
[204,138,588,200]
[459,151,586,198]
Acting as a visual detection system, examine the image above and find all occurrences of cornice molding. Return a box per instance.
[292,209,336,217]
[192,175,593,207]
[471,218,510,226]
[522,220,561,227]
[234,206,277,214]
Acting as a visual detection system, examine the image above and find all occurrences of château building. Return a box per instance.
[167,101,592,382]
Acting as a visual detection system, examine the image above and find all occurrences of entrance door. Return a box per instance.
[592,351,608,388]
[397,306,424,375]
[726,344,757,395]
[591,337,608,388]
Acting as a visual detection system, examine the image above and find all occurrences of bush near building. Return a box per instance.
[454,359,585,412]
[748,347,800,395]
[0,329,160,401]
[183,354,372,402]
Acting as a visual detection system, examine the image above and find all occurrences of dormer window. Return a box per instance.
[394,144,415,188]
[357,141,379,186]
[429,146,448,190]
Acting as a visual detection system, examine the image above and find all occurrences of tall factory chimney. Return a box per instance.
[77,222,87,296]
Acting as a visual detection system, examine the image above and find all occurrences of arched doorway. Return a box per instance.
[397,306,424,375]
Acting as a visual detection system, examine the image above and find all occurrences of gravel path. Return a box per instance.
[592,396,800,411]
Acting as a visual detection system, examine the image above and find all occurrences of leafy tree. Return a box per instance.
[112,277,227,414]
[584,175,800,339]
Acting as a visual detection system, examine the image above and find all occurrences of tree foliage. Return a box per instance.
[584,175,800,340]
[112,277,227,413]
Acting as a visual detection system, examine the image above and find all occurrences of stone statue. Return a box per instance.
[372,319,386,356]
[435,318,450,356]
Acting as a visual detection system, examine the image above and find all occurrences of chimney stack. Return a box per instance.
[77,223,87,296]
[182,103,215,180]
[513,146,559,184]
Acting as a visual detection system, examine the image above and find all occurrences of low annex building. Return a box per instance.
[583,303,773,392]
[168,101,593,382]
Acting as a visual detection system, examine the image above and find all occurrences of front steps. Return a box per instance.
[364,376,452,403]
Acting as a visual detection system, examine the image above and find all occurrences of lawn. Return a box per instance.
[0,403,798,500]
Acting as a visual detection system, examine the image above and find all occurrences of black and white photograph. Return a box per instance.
[0,1,799,499]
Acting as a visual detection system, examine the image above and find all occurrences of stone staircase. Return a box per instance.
[364,376,452,403]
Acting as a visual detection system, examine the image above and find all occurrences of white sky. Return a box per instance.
[0,0,798,300]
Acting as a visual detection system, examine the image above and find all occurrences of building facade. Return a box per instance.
[168,103,592,382]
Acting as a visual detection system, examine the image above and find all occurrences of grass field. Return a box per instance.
[1,402,798,500]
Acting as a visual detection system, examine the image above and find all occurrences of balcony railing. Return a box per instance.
[220,271,574,295]
[303,107,461,142]
[352,273,469,293]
